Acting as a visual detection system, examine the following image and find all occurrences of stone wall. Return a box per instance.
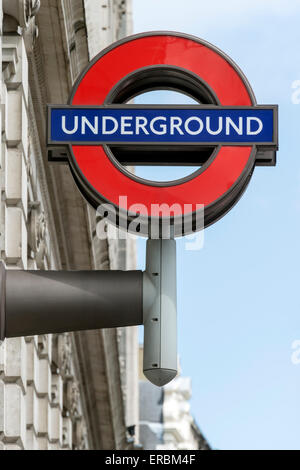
[0,0,137,451]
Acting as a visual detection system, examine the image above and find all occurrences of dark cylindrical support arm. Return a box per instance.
[0,264,143,339]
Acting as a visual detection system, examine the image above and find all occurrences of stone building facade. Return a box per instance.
[139,347,210,450]
[139,378,210,451]
[0,0,139,450]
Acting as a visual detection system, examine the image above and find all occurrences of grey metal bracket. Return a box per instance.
[0,238,177,387]
[0,267,144,339]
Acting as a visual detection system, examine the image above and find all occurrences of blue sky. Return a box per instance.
[133,0,300,450]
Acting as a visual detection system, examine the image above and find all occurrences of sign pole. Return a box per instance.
[143,239,177,386]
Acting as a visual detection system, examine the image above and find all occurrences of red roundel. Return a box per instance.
[67,32,257,236]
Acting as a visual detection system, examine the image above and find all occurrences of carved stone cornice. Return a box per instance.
[29,0,130,449]
[3,0,40,52]
[3,0,40,29]
[28,201,48,268]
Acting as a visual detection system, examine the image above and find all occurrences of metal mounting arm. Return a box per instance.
[0,264,143,339]
[0,239,178,387]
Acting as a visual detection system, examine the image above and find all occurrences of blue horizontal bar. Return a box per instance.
[49,106,275,145]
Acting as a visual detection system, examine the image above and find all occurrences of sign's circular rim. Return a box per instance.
[69,30,257,105]
[65,31,258,236]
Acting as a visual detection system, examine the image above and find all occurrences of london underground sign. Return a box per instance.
[0,32,278,388]
[47,32,278,236]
